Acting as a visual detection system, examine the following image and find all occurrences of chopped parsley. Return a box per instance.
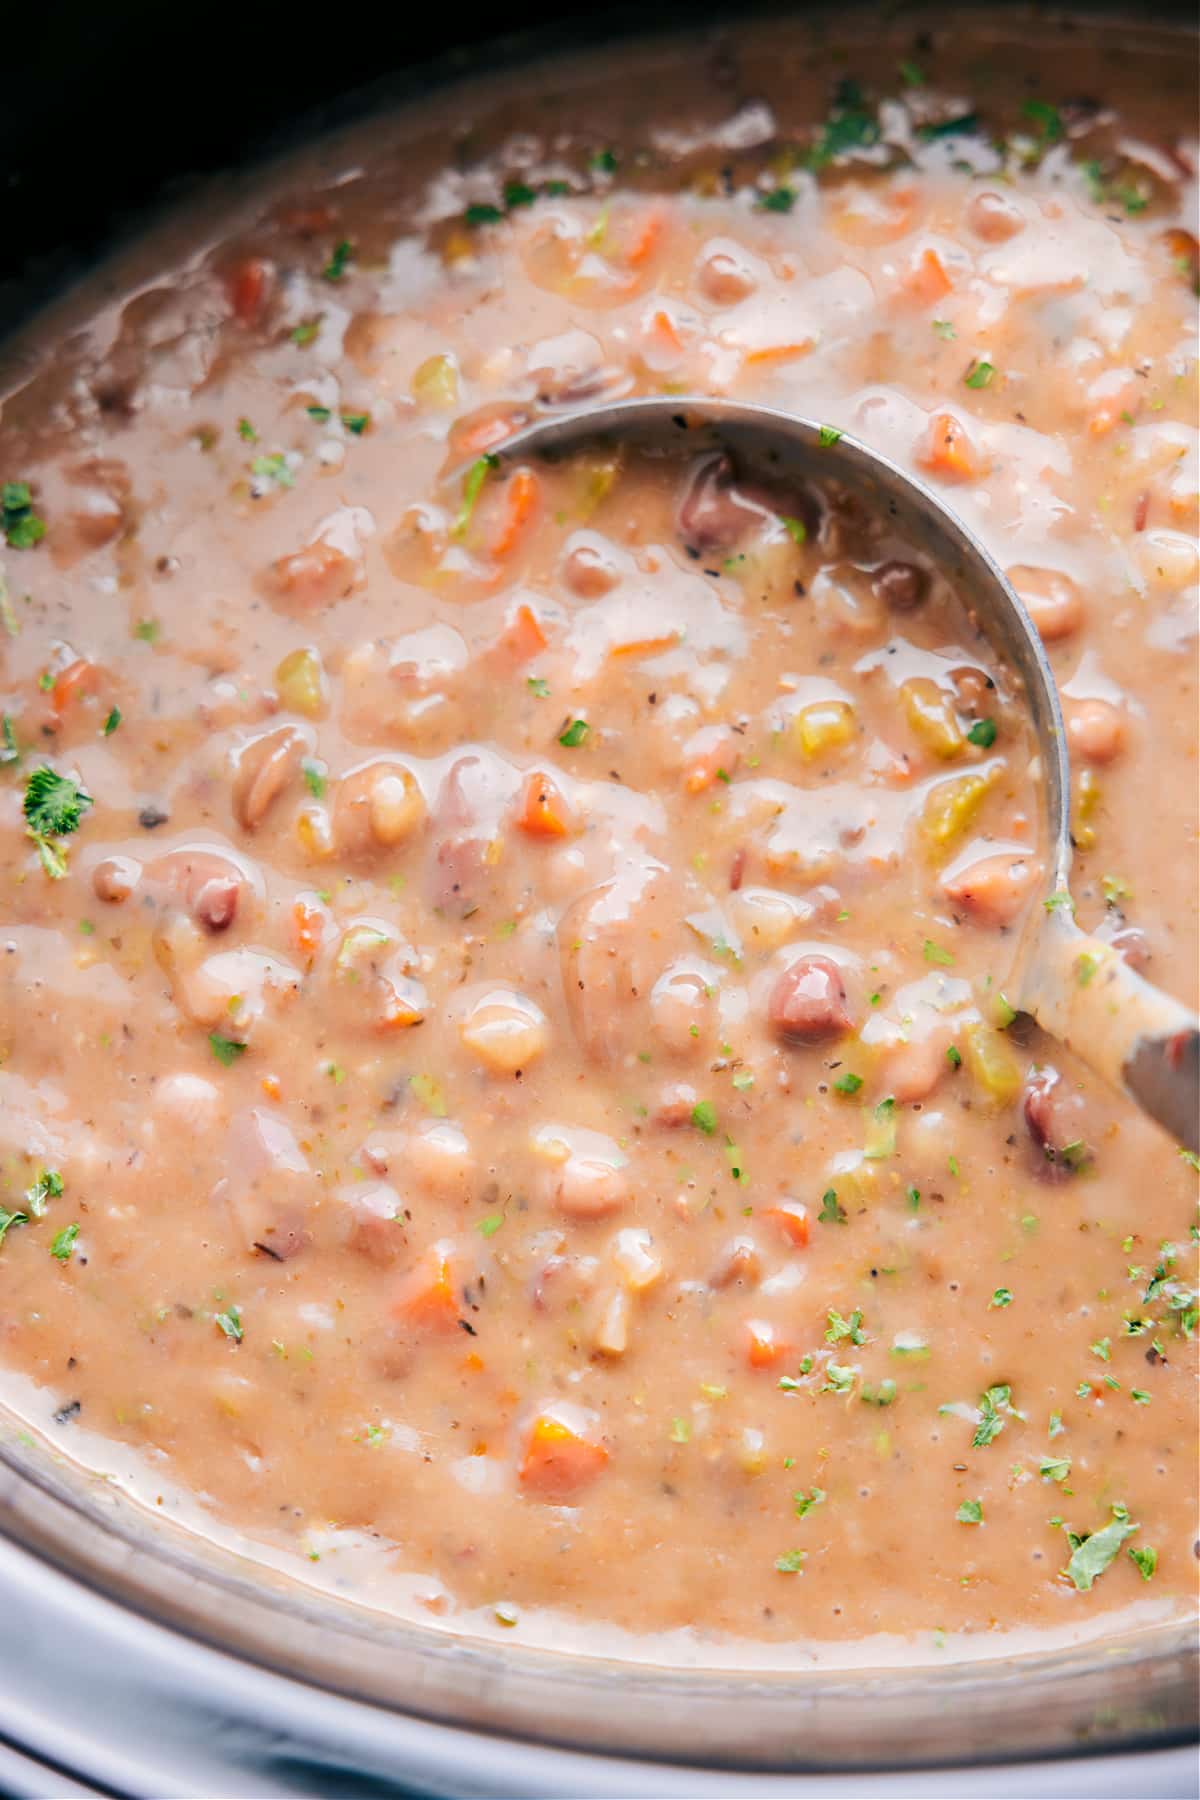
[832,1071,863,1095]
[964,360,995,390]
[972,1383,1015,1448]
[342,412,370,436]
[990,1287,1014,1309]
[215,1303,244,1343]
[1,714,18,765]
[823,1363,858,1394]
[956,1499,983,1524]
[966,718,997,748]
[758,186,796,213]
[301,758,327,799]
[251,453,294,491]
[290,318,322,346]
[465,202,504,226]
[1043,890,1076,916]
[774,1548,807,1573]
[208,1033,247,1067]
[1021,98,1063,144]
[503,181,537,209]
[793,1486,826,1518]
[826,1307,867,1346]
[0,1207,28,1249]
[102,706,122,736]
[526,676,550,698]
[452,452,498,539]
[1129,1545,1157,1581]
[932,319,956,340]
[917,113,980,141]
[23,765,93,878]
[923,938,954,966]
[1039,1455,1071,1485]
[818,425,844,448]
[237,418,257,442]
[477,1213,504,1238]
[861,1379,896,1406]
[306,405,332,424]
[558,718,590,748]
[590,149,618,174]
[24,1168,63,1217]
[2,481,46,550]
[946,1045,962,1069]
[818,1188,847,1225]
[1062,1505,1138,1591]
[321,239,353,282]
[805,83,880,170]
[691,1099,718,1135]
[50,1223,80,1262]
[780,515,808,545]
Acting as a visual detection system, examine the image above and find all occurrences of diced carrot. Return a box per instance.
[624,209,666,269]
[50,658,99,716]
[260,1073,283,1101]
[497,601,548,662]
[919,412,985,482]
[463,1351,485,1373]
[489,467,539,559]
[453,411,521,463]
[647,307,684,354]
[744,1318,791,1368]
[608,632,678,659]
[291,897,325,962]
[682,729,738,795]
[763,1201,810,1248]
[517,771,574,838]
[376,986,426,1031]
[519,1411,609,1497]
[228,257,272,327]
[395,1245,460,1331]
[1161,227,1200,292]
[905,247,952,304]
[743,341,815,367]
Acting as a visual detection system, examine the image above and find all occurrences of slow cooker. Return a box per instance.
[1,4,1196,1793]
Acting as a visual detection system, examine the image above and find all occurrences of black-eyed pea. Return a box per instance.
[92,854,141,904]
[460,987,548,1073]
[650,966,714,1056]
[554,1154,629,1219]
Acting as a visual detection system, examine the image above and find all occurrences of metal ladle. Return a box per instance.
[489,396,1199,1152]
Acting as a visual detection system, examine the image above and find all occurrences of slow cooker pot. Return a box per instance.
[1,5,1197,1793]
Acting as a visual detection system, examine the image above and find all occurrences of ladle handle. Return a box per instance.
[1022,912,1199,1153]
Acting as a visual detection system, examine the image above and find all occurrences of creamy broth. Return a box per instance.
[0,12,1196,1654]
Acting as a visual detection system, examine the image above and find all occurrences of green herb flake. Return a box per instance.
[1076,952,1100,988]
[917,113,980,141]
[306,405,332,424]
[1039,1455,1071,1484]
[818,425,844,448]
[956,1499,983,1524]
[774,1548,807,1573]
[465,203,504,226]
[208,1033,247,1068]
[833,1071,864,1095]
[758,186,796,213]
[1090,1336,1111,1362]
[1101,874,1131,907]
[321,239,353,282]
[1063,1507,1138,1591]
[477,1213,504,1238]
[558,718,590,748]
[0,1207,29,1249]
[826,1307,867,1346]
[669,1415,691,1444]
[823,1363,858,1395]
[793,1485,826,1518]
[932,319,956,340]
[1,482,46,550]
[966,718,997,748]
[102,706,122,736]
[990,1287,1013,1309]
[301,757,327,799]
[946,1045,962,1070]
[818,1188,847,1225]
[0,713,18,765]
[342,411,370,436]
[251,453,295,491]
[1129,1545,1157,1581]
[923,938,954,966]
[861,1379,897,1406]
[452,452,499,540]
[778,514,808,545]
[24,1168,63,1218]
[526,676,550,698]
[1022,99,1064,143]
[1043,890,1076,917]
[291,319,322,346]
[590,149,619,174]
[50,1222,80,1262]
[973,1383,1013,1448]
[237,417,258,442]
[731,1069,754,1091]
[1130,1387,1152,1406]
[899,59,925,86]
[215,1303,244,1343]
[965,360,996,390]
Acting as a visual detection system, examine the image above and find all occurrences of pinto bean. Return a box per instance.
[263,540,359,611]
[709,1235,761,1290]
[333,762,426,858]
[696,247,757,306]
[943,853,1038,928]
[1066,697,1127,765]
[967,191,1025,242]
[1023,1066,1094,1175]
[1095,919,1152,973]
[872,559,928,612]
[1008,565,1085,643]
[145,848,250,932]
[554,1155,629,1219]
[677,453,763,552]
[768,954,851,1043]
[561,541,620,598]
[231,723,309,831]
[92,854,141,904]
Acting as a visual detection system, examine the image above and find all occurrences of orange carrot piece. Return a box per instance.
[50,658,99,715]
[919,412,984,481]
[518,771,574,838]
[763,1201,810,1249]
[648,307,684,353]
[395,1246,459,1331]
[519,1412,609,1497]
[228,257,272,326]
[489,466,539,559]
[608,632,678,659]
[291,897,325,962]
[497,602,548,662]
[744,1318,791,1368]
[906,247,952,304]
[453,411,520,463]
[743,341,814,367]
[624,209,666,269]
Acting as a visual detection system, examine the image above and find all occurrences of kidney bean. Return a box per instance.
[677,453,764,551]
[768,954,851,1043]
[231,723,309,831]
[1023,1066,1094,1175]
[871,559,929,612]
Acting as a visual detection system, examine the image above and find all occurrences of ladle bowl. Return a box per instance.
[487,397,1198,1152]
